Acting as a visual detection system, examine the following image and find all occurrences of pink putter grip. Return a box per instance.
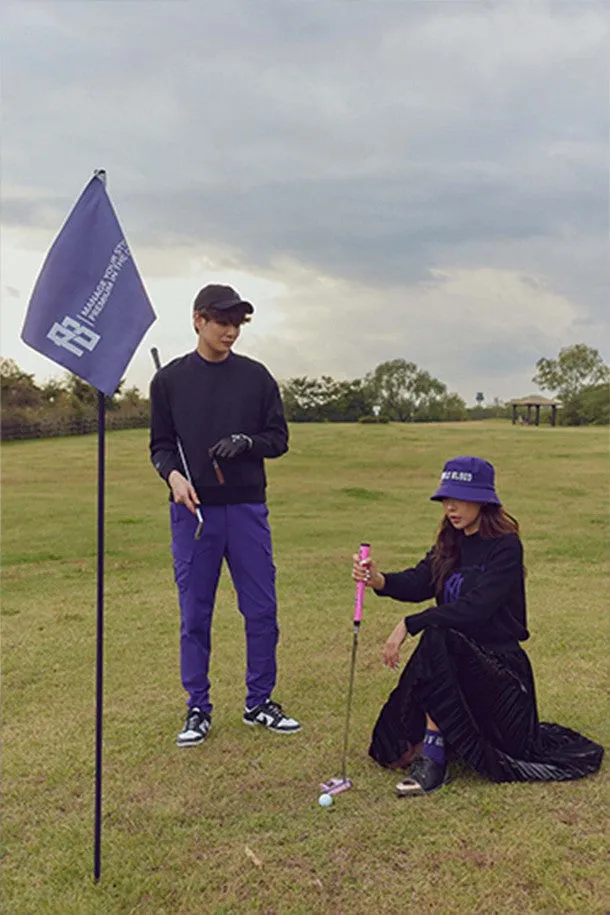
[354,543,370,623]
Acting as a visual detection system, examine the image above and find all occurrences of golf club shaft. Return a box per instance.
[150,347,205,535]
[150,347,224,485]
[340,542,370,780]
[340,624,360,782]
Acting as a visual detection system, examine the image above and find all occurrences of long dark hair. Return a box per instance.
[430,504,521,594]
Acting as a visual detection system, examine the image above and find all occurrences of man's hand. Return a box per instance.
[209,434,253,460]
[382,619,407,670]
[168,470,200,515]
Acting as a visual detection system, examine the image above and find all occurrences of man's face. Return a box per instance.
[194,313,241,357]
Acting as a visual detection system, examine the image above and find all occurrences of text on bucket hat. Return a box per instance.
[430,456,501,505]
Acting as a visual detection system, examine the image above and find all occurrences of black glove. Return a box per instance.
[209,433,253,460]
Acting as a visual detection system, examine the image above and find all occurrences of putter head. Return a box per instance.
[320,777,353,796]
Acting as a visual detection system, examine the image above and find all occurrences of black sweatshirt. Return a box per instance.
[149,350,288,505]
[375,532,528,649]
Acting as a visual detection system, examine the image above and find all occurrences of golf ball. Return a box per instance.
[318,793,333,808]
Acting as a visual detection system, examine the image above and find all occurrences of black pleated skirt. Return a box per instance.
[369,626,604,781]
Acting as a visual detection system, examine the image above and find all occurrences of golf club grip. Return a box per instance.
[212,460,226,485]
[354,542,370,623]
[150,346,161,372]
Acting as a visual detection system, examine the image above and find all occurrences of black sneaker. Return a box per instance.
[176,707,211,747]
[242,699,301,734]
[395,755,450,796]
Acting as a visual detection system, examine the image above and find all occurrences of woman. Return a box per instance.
[353,456,604,796]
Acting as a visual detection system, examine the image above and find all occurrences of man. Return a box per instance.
[150,284,301,746]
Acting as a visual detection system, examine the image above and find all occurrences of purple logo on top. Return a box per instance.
[443,572,464,603]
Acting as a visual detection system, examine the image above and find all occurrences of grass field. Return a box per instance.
[2,421,608,914]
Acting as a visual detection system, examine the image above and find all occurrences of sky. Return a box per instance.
[1,0,608,404]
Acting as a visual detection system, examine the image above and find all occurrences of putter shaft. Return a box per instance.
[340,622,360,782]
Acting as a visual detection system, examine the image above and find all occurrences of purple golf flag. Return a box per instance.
[21,174,156,395]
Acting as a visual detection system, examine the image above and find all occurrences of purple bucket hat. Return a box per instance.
[430,456,501,505]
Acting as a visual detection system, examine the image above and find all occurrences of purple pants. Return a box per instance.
[170,502,279,714]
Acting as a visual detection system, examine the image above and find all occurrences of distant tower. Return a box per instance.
[475,392,485,406]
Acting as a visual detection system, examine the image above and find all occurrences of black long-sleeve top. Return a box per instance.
[149,350,288,505]
[375,532,528,649]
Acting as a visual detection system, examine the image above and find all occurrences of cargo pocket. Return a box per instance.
[170,502,197,592]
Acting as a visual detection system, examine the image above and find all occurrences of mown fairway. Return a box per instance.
[2,422,608,914]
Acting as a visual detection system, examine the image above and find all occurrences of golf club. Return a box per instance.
[321,542,370,797]
[150,346,205,540]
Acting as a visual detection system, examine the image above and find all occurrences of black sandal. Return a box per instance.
[395,755,450,797]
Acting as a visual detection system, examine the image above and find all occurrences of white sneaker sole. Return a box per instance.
[242,718,302,734]
[176,736,207,747]
[395,771,450,796]
[176,729,210,747]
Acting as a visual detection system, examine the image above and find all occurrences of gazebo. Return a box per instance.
[510,395,561,427]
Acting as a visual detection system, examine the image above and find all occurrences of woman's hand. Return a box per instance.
[383,619,407,669]
[352,553,385,591]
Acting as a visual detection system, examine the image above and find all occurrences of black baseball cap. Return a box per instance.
[193,284,254,314]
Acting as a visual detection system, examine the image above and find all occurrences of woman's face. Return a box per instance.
[442,498,482,535]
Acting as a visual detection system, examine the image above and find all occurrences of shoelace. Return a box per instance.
[263,700,284,718]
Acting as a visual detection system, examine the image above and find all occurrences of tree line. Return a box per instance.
[1,344,607,441]
[280,360,473,423]
[532,344,609,426]
[1,359,149,440]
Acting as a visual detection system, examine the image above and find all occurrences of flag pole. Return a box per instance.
[93,168,106,883]
[19,165,157,882]
[94,387,105,882]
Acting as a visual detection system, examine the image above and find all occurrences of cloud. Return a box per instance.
[241,262,581,391]
[1,0,608,400]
